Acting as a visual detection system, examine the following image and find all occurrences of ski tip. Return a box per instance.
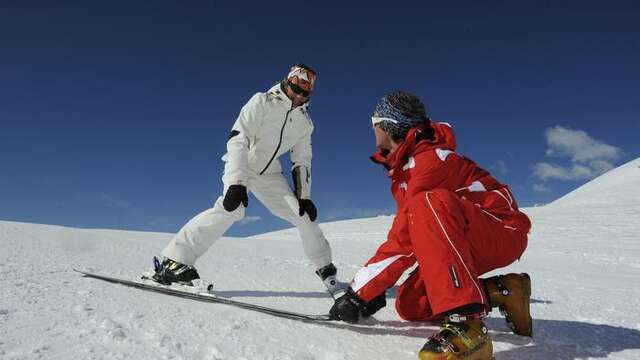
[73,269,89,276]
[73,269,94,276]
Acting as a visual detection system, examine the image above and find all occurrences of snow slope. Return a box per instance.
[2,159,640,360]
[550,157,640,208]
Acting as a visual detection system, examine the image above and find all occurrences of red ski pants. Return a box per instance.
[395,189,528,321]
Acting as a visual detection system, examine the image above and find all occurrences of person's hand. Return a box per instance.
[298,198,317,221]
[223,185,248,212]
[329,289,387,323]
[329,289,366,323]
[361,291,386,317]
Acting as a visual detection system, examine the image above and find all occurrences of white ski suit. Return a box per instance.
[161,83,332,269]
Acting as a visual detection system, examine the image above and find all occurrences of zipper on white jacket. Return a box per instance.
[260,108,293,175]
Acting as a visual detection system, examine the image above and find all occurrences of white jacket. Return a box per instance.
[222,83,314,198]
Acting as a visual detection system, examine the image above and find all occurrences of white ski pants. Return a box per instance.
[161,171,332,270]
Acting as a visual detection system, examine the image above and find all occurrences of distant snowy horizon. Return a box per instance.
[3,157,638,235]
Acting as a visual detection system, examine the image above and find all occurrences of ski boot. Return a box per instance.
[316,263,341,295]
[151,256,201,286]
[483,273,532,337]
[419,314,493,360]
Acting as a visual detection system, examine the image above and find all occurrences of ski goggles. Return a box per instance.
[288,80,312,97]
[371,116,399,126]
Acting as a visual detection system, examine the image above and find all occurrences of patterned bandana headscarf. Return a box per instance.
[372,92,428,139]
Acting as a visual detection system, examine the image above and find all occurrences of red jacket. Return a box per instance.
[352,122,531,302]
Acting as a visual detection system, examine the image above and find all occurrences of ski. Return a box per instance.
[74,269,333,322]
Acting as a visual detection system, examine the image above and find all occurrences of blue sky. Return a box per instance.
[1,1,638,236]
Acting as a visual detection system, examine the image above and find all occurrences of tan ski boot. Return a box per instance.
[418,315,493,360]
[483,273,532,337]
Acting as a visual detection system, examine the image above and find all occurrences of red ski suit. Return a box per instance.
[352,122,531,321]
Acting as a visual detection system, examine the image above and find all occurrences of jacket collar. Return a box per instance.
[370,122,453,175]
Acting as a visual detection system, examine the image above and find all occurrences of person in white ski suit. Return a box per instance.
[155,64,336,289]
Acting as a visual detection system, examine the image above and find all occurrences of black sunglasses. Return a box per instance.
[288,80,312,97]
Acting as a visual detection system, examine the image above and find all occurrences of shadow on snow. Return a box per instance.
[209,288,633,359]
[319,317,639,360]
[490,318,640,359]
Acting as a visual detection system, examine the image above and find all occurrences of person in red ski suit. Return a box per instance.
[329,91,532,360]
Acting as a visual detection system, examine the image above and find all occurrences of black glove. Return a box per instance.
[361,291,387,317]
[329,288,387,323]
[330,288,365,323]
[298,198,317,222]
[223,185,248,212]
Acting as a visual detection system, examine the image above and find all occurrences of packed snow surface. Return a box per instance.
[2,158,639,359]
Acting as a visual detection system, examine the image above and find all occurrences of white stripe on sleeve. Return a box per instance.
[351,252,414,293]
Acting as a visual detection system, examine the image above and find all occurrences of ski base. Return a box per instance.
[74,269,333,322]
